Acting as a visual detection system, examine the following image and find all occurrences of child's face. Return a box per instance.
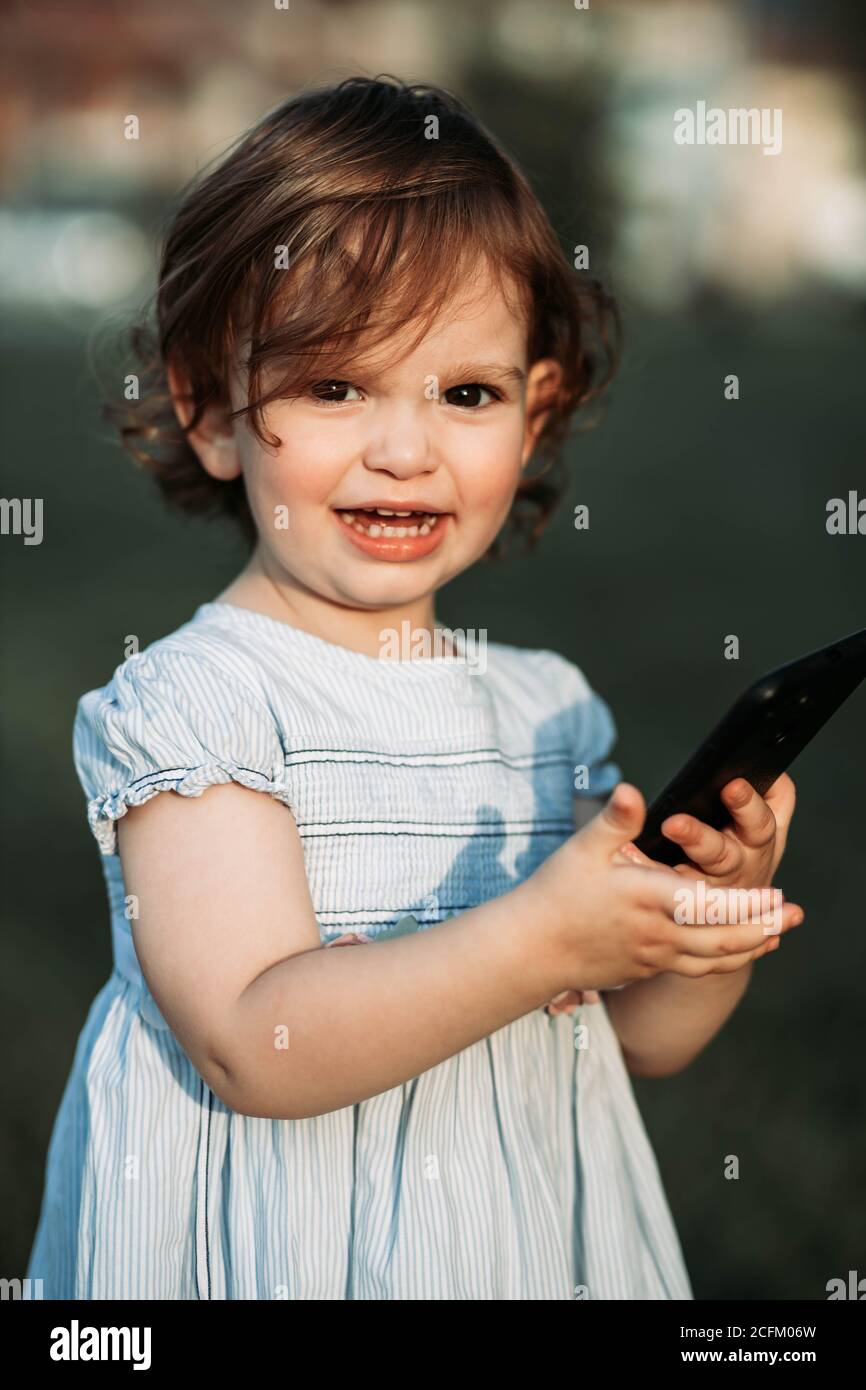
[189,263,561,615]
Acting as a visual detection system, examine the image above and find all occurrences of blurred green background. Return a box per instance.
[2,0,865,1299]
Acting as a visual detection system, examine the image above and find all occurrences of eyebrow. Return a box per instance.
[442,361,527,385]
[306,357,528,388]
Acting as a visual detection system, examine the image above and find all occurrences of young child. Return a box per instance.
[27,76,801,1301]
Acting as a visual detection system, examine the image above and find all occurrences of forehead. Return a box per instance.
[336,261,529,379]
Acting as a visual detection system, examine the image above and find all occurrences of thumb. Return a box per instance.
[580,782,646,859]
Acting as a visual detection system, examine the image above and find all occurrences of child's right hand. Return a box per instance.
[529,782,801,996]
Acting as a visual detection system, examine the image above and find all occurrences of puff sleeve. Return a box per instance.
[73,645,292,856]
[544,650,622,802]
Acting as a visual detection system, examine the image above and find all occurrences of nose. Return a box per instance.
[362,399,433,477]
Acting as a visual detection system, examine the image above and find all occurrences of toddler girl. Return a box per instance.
[27,76,800,1300]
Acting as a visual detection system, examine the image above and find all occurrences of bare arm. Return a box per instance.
[118,784,564,1121]
[603,964,754,1077]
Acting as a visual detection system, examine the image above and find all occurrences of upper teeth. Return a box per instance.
[338,508,441,538]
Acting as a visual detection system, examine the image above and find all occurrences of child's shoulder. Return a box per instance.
[76,603,274,724]
[72,604,291,856]
[485,638,607,713]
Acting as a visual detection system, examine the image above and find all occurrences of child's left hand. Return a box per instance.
[620,774,797,891]
[546,778,797,1015]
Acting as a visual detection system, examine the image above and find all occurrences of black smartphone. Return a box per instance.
[633,626,866,867]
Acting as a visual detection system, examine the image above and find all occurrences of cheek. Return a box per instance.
[455,415,526,512]
[238,412,347,508]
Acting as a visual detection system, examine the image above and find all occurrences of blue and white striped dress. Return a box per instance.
[27,600,693,1300]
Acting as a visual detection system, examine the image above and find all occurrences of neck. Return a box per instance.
[213,547,452,660]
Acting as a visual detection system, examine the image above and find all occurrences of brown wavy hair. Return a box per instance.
[109,75,619,557]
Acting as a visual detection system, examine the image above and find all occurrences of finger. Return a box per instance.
[764,773,797,855]
[580,783,647,861]
[764,772,796,822]
[719,779,777,850]
[672,935,782,977]
[668,898,803,957]
[777,900,804,932]
[636,864,712,913]
[630,873,796,941]
[617,840,664,869]
[546,989,583,1016]
[660,813,742,876]
[668,924,777,960]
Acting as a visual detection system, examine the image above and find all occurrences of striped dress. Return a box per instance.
[27,600,693,1300]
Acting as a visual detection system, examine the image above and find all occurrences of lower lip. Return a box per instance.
[333,511,450,562]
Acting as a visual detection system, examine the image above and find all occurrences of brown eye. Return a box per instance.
[443,383,497,409]
[311,381,361,404]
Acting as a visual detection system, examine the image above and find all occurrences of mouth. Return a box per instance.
[332,506,450,561]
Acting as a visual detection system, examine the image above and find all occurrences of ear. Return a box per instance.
[166,363,242,482]
[521,358,563,467]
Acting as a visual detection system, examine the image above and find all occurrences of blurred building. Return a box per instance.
[0,0,864,318]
